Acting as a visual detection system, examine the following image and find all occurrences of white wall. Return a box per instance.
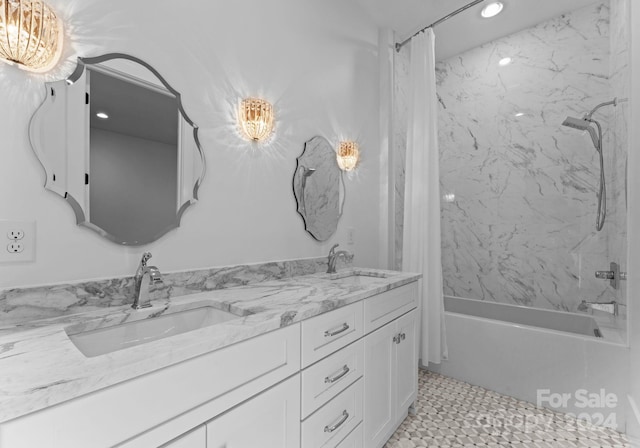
[0,0,381,288]
[90,129,177,244]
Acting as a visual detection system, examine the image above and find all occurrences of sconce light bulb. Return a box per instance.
[238,97,275,142]
[337,141,360,172]
[0,0,63,72]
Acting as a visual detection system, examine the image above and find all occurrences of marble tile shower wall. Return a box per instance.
[393,1,629,313]
[0,256,353,329]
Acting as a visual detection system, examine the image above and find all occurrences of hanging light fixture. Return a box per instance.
[238,97,274,142]
[337,141,360,172]
[0,0,63,73]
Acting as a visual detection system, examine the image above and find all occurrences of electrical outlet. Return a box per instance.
[7,229,24,240]
[7,242,23,253]
[0,220,35,262]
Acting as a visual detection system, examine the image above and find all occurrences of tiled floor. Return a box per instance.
[385,370,630,447]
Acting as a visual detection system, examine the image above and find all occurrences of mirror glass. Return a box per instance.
[293,136,344,241]
[29,54,205,246]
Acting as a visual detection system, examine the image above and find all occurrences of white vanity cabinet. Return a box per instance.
[0,279,420,448]
[162,426,206,448]
[206,374,301,448]
[162,375,300,448]
[300,301,365,448]
[363,283,419,448]
[0,324,301,448]
[299,282,419,448]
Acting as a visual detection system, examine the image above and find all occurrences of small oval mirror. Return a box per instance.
[29,54,205,245]
[292,136,345,241]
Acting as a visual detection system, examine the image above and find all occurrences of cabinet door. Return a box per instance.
[336,423,363,448]
[206,375,300,448]
[162,426,206,448]
[395,310,418,417]
[363,321,396,448]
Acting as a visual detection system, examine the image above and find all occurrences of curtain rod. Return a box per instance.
[395,0,486,52]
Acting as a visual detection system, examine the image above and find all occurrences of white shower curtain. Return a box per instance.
[401,29,448,365]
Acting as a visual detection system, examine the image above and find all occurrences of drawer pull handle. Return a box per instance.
[325,365,350,384]
[324,323,350,337]
[324,410,349,433]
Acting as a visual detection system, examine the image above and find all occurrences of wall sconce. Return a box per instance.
[238,97,274,142]
[0,0,63,73]
[336,141,360,172]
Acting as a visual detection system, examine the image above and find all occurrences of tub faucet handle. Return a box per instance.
[595,262,625,290]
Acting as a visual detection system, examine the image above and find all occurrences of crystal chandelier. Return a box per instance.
[238,97,274,142]
[337,141,360,172]
[0,0,63,72]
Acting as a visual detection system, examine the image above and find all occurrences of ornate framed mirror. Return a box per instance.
[29,54,205,245]
[292,136,345,241]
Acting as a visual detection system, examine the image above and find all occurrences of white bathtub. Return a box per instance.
[429,296,630,432]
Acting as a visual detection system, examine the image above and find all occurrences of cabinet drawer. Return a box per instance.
[364,282,418,334]
[301,339,364,419]
[301,379,363,448]
[302,301,363,368]
[336,423,363,448]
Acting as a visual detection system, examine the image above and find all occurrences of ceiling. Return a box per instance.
[89,68,178,146]
[351,0,600,60]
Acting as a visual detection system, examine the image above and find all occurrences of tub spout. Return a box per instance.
[578,300,623,316]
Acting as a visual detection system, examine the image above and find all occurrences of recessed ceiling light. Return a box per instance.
[481,2,504,18]
[515,112,525,117]
[96,112,109,119]
[499,57,512,66]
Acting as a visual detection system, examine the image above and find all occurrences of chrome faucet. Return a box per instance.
[578,300,624,317]
[132,252,163,310]
[327,244,350,274]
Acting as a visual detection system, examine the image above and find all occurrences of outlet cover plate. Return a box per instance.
[0,221,36,263]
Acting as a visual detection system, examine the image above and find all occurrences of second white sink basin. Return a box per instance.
[329,269,390,280]
[67,306,242,358]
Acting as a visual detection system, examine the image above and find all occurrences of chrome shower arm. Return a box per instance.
[585,98,618,120]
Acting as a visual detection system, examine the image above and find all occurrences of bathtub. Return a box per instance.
[444,296,603,338]
[429,296,629,432]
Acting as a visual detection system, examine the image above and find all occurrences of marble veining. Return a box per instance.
[394,1,628,314]
[0,267,419,423]
[0,255,353,330]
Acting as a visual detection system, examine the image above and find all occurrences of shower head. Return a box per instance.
[562,116,590,131]
[562,116,600,150]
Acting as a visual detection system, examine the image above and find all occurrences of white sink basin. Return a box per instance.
[329,269,389,280]
[67,306,242,357]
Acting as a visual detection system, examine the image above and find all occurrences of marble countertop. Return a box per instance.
[0,268,420,424]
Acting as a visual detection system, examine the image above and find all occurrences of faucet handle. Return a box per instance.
[147,266,163,284]
[140,252,152,267]
[329,244,339,256]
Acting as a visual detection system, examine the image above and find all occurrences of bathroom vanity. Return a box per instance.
[0,268,419,448]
